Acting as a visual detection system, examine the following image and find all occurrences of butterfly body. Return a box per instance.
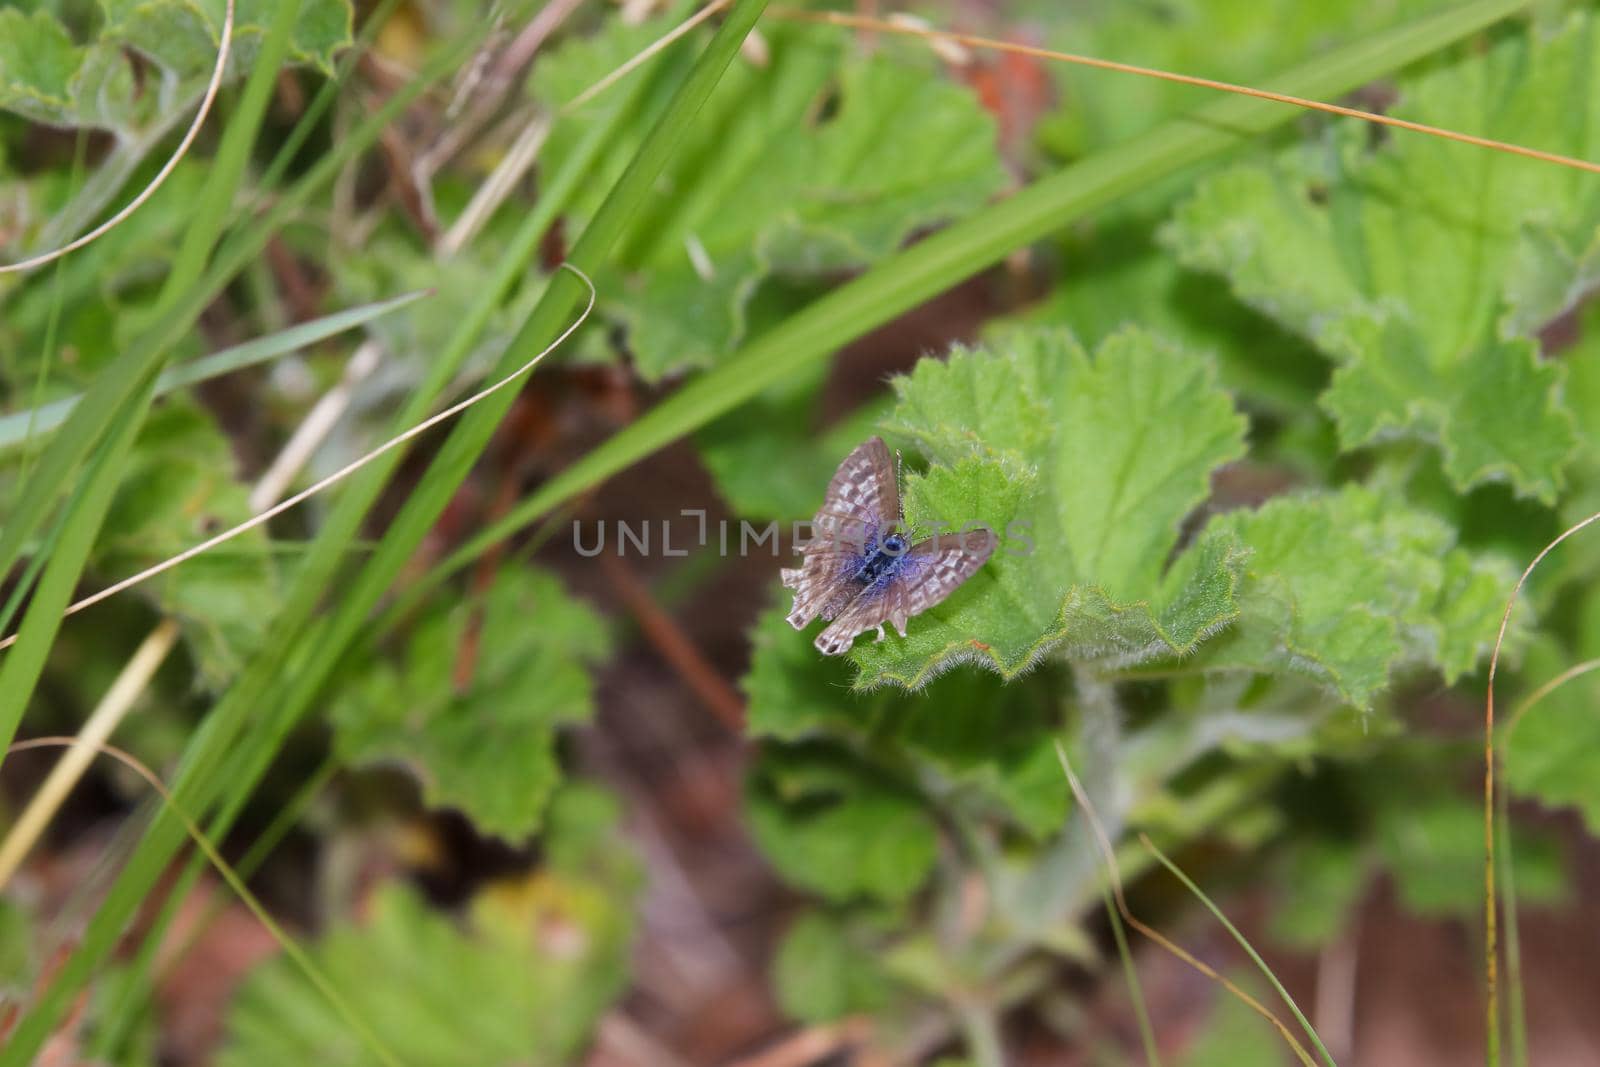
[782,437,994,656]
[850,530,910,591]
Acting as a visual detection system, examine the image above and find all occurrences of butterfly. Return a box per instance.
[782,436,995,655]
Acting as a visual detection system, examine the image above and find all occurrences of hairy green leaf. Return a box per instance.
[220,788,637,1067]
[1165,17,1600,500]
[1203,486,1516,706]
[0,8,128,129]
[773,911,902,1024]
[1013,217,1328,414]
[746,605,1071,837]
[0,0,351,130]
[540,22,1005,378]
[94,401,280,686]
[841,327,1248,687]
[331,569,607,840]
[747,745,939,903]
[100,0,352,78]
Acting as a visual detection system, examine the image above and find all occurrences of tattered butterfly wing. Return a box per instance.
[783,437,900,631]
[812,435,899,548]
[897,526,995,624]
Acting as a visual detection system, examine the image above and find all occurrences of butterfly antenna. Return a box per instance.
[896,449,906,527]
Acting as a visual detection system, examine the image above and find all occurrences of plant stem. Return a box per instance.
[958,1000,1008,1067]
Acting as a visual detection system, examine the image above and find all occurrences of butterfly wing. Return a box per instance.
[813,587,894,655]
[813,526,995,655]
[782,437,900,630]
[812,435,899,548]
[891,526,996,632]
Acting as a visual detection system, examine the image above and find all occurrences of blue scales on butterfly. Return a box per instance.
[782,437,995,655]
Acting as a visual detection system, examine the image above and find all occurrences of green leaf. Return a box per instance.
[1202,486,1514,706]
[221,790,638,1067]
[843,327,1249,687]
[746,745,940,903]
[1165,17,1600,501]
[745,604,1071,838]
[745,602,873,742]
[1432,546,1517,682]
[331,569,608,840]
[1319,316,1574,502]
[1505,213,1600,335]
[900,710,1071,841]
[432,0,1533,613]
[1505,630,1600,834]
[773,911,902,1024]
[0,9,107,127]
[94,400,280,686]
[1378,786,1567,917]
[99,0,353,79]
[543,23,1005,378]
[0,0,352,129]
[1011,216,1328,414]
[1036,0,1454,160]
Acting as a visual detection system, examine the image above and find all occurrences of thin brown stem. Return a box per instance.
[600,552,746,730]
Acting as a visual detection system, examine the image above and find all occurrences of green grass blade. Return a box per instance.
[0,0,306,756]
[1142,834,1338,1067]
[304,0,769,662]
[0,4,479,598]
[1103,880,1163,1066]
[87,57,666,1051]
[432,0,1527,584]
[0,22,496,1060]
[0,5,764,1057]
[0,540,49,639]
[0,291,429,453]
[11,203,78,498]
[0,385,154,749]
[159,0,307,307]
[189,0,763,865]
